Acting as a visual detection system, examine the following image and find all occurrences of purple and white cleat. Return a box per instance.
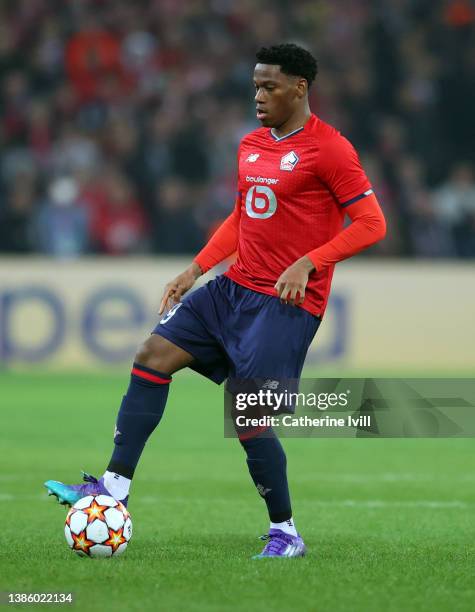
[253,529,306,559]
[44,471,128,508]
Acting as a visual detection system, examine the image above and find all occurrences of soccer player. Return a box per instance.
[45,44,386,558]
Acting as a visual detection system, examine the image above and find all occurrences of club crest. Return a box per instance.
[280,151,299,171]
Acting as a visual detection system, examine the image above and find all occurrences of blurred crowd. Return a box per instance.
[0,0,474,258]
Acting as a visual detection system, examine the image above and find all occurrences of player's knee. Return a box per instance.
[135,340,153,367]
[134,337,169,372]
[134,334,191,375]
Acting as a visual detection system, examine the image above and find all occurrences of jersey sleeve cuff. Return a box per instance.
[340,188,374,208]
[305,249,323,272]
[193,255,210,274]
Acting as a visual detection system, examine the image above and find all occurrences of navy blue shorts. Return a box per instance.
[153,275,320,384]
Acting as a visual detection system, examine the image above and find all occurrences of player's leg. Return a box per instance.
[45,282,229,507]
[237,426,307,558]
[238,426,294,518]
[225,284,320,557]
[45,335,194,506]
[101,334,194,502]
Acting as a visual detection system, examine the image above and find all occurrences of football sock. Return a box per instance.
[106,362,171,480]
[270,517,298,537]
[239,428,292,523]
[103,471,131,501]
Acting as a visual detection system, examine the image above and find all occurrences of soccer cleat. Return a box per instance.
[44,471,128,508]
[252,529,306,559]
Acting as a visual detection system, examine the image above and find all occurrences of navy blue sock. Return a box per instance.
[107,363,171,479]
[239,429,292,523]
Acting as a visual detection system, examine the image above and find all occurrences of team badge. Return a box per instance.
[280,151,299,171]
[246,153,260,162]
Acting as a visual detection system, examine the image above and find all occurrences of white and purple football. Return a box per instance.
[64,495,132,558]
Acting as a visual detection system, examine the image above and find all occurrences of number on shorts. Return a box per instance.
[160,302,182,324]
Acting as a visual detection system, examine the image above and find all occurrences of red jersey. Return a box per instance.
[224,113,372,317]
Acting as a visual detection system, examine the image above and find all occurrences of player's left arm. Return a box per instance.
[275,135,386,305]
[305,192,386,270]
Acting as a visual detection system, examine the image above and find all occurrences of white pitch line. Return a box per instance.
[135,472,475,484]
[326,499,470,509]
[2,472,475,483]
[0,474,53,482]
[138,496,472,509]
[0,493,471,509]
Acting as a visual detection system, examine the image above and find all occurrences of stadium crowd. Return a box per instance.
[0,0,474,258]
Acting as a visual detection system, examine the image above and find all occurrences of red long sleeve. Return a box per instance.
[194,205,240,273]
[306,193,386,271]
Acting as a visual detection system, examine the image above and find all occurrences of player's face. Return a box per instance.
[253,64,305,128]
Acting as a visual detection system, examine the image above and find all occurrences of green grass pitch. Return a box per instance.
[1,370,474,611]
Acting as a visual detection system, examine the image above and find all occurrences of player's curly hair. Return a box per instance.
[256,43,318,87]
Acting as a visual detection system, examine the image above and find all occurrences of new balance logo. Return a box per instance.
[246,153,260,162]
[257,483,272,497]
[262,379,279,390]
[114,426,122,439]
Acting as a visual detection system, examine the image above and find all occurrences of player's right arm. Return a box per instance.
[159,142,243,315]
[193,199,241,273]
[158,199,241,314]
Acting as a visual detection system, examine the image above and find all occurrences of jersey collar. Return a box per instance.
[270,126,304,141]
[269,113,316,142]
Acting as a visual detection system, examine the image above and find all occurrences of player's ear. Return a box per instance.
[296,78,307,99]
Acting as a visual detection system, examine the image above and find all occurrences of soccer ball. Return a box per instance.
[64,495,132,558]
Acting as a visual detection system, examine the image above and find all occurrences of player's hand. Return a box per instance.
[274,256,315,306]
[158,262,203,315]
